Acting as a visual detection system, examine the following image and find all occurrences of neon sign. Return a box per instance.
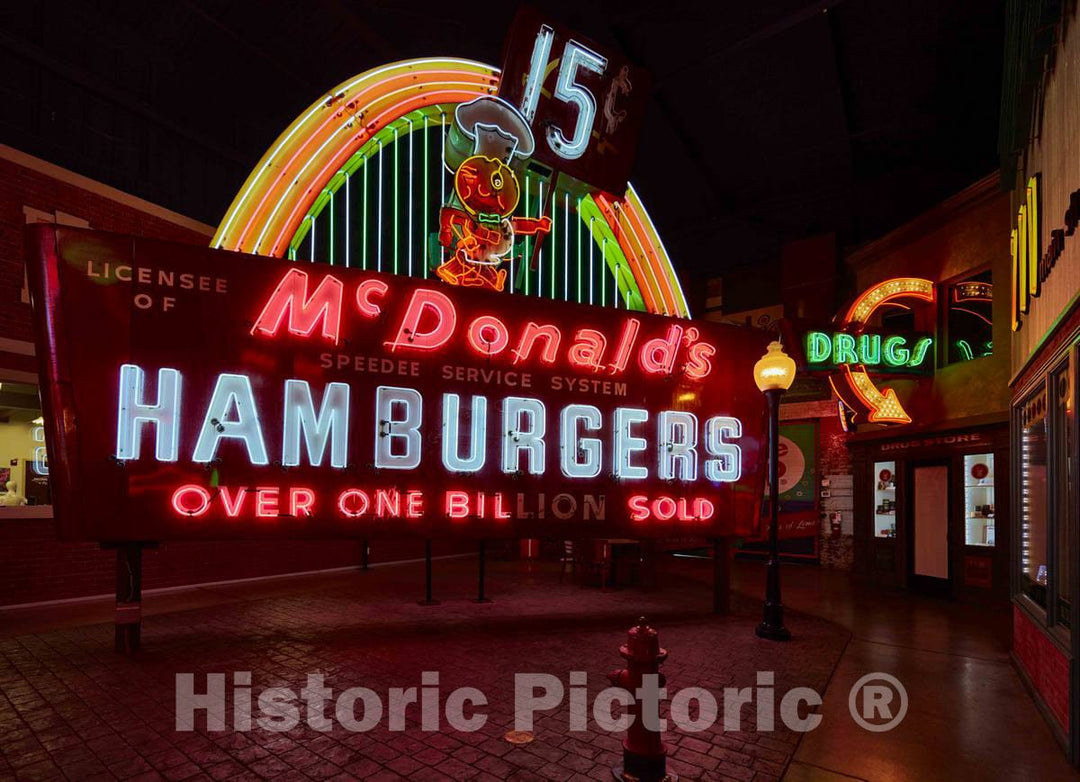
[1011,174,1080,332]
[1011,175,1038,331]
[816,278,937,426]
[804,331,934,370]
[435,97,553,292]
[28,226,767,542]
[498,7,648,195]
[252,268,715,378]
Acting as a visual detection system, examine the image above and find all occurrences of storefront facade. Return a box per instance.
[840,174,1012,599]
[1002,0,1080,760]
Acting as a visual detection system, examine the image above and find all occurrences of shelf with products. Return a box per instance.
[873,460,897,538]
[963,452,995,547]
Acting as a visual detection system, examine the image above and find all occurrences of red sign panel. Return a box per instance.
[27,226,766,542]
[497,6,649,195]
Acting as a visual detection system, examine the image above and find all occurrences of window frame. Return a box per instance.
[0,369,53,519]
[939,264,994,369]
[1012,345,1080,651]
[1013,376,1051,622]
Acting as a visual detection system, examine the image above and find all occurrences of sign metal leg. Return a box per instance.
[419,539,440,606]
[114,542,143,653]
[473,540,493,603]
[713,537,730,615]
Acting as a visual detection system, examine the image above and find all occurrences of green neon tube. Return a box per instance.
[423,115,429,279]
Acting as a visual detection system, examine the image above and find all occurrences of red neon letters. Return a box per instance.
[251,268,344,343]
[249,270,717,380]
[385,289,457,352]
[627,495,715,522]
[356,279,389,317]
[467,315,510,356]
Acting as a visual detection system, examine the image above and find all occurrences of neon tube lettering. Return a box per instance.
[704,417,742,482]
[547,40,608,160]
[512,323,561,365]
[657,411,698,481]
[385,288,457,352]
[374,386,422,470]
[638,324,683,375]
[613,407,648,479]
[520,25,554,124]
[833,333,858,365]
[356,278,389,317]
[192,374,268,465]
[502,397,546,475]
[567,329,607,371]
[908,337,933,367]
[282,379,350,468]
[442,393,487,473]
[560,404,602,478]
[805,331,832,364]
[466,315,510,356]
[172,484,211,517]
[609,318,640,373]
[684,342,716,379]
[882,335,910,366]
[116,364,182,462]
[290,487,316,517]
[250,268,344,343]
[858,334,881,366]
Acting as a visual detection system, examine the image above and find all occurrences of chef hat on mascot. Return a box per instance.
[444,96,535,172]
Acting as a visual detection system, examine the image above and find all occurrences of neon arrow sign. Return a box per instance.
[825,277,936,425]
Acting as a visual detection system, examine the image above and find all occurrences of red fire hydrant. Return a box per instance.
[608,617,675,781]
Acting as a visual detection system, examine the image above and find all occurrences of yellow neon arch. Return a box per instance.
[213,58,690,317]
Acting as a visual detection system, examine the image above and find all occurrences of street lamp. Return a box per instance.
[754,340,796,641]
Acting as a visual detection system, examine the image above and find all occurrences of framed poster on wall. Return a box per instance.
[741,420,820,561]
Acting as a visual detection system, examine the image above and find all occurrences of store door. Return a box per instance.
[908,462,951,595]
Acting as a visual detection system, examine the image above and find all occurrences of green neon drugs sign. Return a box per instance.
[805,331,933,369]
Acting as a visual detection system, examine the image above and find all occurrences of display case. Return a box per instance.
[873,460,897,538]
[963,453,995,547]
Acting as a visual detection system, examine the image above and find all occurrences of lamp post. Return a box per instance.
[754,340,796,641]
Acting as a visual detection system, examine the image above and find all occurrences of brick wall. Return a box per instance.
[817,411,854,569]
[0,148,476,607]
[780,399,855,569]
[0,153,213,343]
[1013,605,1071,733]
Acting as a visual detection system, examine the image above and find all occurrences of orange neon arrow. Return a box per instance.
[844,366,912,424]
[835,277,934,425]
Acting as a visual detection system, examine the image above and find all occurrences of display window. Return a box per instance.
[963,453,995,547]
[1012,346,1079,640]
[0,381,51,513]
[1050,359,1073,629]
[873,460,897,538]
[1019,386,1049,608]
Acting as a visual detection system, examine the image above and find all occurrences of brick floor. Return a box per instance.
[0,559,850,780]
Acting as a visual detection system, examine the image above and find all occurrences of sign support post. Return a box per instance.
[110,541,146,653]
[360,540,370,571]
[712,537,730,615]
[474,539,493,603]
[419,539,440,606]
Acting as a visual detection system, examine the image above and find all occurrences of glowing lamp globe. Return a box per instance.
[754,341,797,392]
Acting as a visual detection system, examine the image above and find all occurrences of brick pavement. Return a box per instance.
[0,559,850,780]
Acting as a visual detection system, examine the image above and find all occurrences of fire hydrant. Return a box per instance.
[608,617,675,781]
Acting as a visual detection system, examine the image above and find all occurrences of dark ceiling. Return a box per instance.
[0,0,1004,301]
